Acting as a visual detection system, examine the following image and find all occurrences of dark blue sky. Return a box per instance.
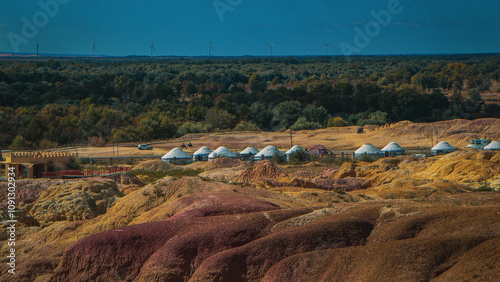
[1,0,499,56]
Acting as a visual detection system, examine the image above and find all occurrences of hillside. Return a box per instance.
[0,148,499,281]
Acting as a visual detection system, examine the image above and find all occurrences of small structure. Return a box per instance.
[470,139,491,146]
[431,141,456,156]
[0,151,78,180]
[381,142,406,157]
[484,141,500,151]
[161,148,192,164]
[465,144,484,150]
[239,146,259,161]
[208,147,238,160]
[354,143,384,159]
[193,146,212,162]
[285,145,306,161]
[307,145,331,156]
[254,146,283,161]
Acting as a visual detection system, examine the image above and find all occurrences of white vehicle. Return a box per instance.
[138,144,153,150]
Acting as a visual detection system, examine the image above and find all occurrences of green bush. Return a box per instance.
[234,121,261,131]
[290,117,321,131]
[327,116,348,127]
[288,149,309,164]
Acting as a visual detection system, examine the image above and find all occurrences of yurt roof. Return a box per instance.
[381,142,405,152]
[355,143,382,155]
[484,140,500,150]
[255,146,283,157]
[193,146,212,156]
[161,148,191,160]
[208,146,238,158]
[465,144,484,150]
[239,146,259,155]
[431,141,455,151]
[286,145,306,155]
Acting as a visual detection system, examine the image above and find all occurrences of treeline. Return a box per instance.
[0,55,499,149]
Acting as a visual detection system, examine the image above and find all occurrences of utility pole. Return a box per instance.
[290,129,293,147]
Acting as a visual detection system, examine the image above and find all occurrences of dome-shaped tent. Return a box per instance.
[354,143,384,159]
[465,144,484,150]
[161,148,192,164]
[381,142,406,157]
[431,141,456,156]
[254,146,283,161]
[193,146,212,162]
[484,140,500,151]
[239,146,259,156]
[208,147,238,160]
[238,146,259,160]
[285,145,306,161]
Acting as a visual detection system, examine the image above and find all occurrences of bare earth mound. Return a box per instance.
[234,160,286,183]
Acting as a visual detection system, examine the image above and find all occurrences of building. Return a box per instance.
[0,151,78,180]
[354,143,384,159]
[193,147,212,162]
[470,139,491,146]
[238,146,259,161]
[307,145,331,156]
[254,146,283,161]
[484,141,500,151]
[208,147,238,160]
[285,145,306,161]
[161,148,192,164]
[381,142,406,157]
[431,141,456,156]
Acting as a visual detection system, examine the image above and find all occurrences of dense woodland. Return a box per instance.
[1,54,499,149]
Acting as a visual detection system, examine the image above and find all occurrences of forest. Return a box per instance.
[0,54,499,149]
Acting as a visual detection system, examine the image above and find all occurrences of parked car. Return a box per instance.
[138,144,153,150]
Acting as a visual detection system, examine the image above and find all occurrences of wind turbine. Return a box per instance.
[265,42,275,56]
[207,39,214,56]
[150,41,157,57]
[323,41,331,56]
[91,40,98,57]
[36,41,40,57]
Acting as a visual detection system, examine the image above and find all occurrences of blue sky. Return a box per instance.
[1,0,499,56]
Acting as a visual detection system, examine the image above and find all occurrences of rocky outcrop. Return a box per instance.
[29,180,123,223]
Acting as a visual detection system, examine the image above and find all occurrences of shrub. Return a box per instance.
[290,117,321,131]
[177,121,213,136]
[288,149,309,164]
[234,121,261,131]
[327,117,348,127]
[271,153,287,164]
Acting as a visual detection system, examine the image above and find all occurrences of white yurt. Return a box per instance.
[238,146,260,160]
[465,144,484,150]
[254,146,283,161]
[208,146,238,160]
[161,148,192,164]
[381,142,406,157]
[484,141,500,151]
[431,141,456,156]
[354,143,384,159]
[239,146,259,156]
[285,145,306,161]
[193,146,213,162]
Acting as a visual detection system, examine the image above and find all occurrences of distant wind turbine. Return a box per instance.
[91,40,98,57]
[207,39,214,56]
[266,42,275,56]
[36,41,40,57]
[150,41,157,57]
[323,41,331,56]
